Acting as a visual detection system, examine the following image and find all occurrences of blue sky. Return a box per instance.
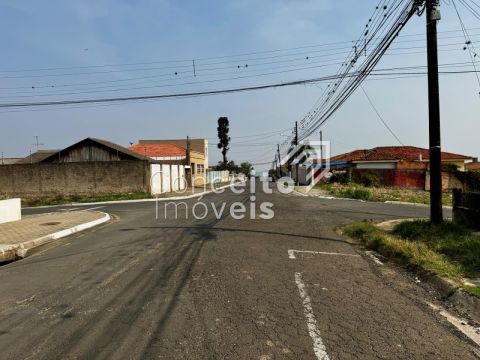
[1,0,479,170]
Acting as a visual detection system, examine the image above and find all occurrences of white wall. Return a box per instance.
[150,164,187,195]
[150,164,162,194]
[355,162,396,170]
[0,198,21,224]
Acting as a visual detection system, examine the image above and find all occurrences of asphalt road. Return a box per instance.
[0,184,478,359]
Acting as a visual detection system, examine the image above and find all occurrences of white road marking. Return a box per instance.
[288,249,360,259]
[294,273,330,360]
[58,208,80,212]
[427,302,480,346]
[365,251,384,265]
[80,206,105,212]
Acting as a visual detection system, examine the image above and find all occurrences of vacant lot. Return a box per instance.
[317,183,452,206]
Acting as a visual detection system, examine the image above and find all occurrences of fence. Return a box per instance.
[205,170,230,184]
[453,189,480,230]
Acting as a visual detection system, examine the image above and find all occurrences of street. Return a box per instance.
[0,186,477,359]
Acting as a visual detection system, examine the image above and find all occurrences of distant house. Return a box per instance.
[0,157,22,165]
[0,138,153,198]
[18,138,149,163]
[132,139,208,184]
[128,143,188,161]
[16,150,60,164]
[325,146,473,190]
[466,161,480,172]
[138,138,208,169]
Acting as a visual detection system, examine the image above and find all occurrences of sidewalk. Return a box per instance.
[0,211,110,262]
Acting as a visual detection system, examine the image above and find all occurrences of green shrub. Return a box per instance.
[357,173,379,187]
[393,220,470,241]
[344,221,378,240]
[343,187,371,201]
[329,172,349,184]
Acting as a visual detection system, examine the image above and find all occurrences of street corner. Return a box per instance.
[0,210,111,261]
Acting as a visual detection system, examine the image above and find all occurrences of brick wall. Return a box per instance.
[352,169,425,189]
[0,161,151,197]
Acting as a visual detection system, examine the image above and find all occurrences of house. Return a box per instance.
[0,157,22,165]
[16,150,60,164]
[133,139,209,185]
[138,138,208,169]
[40,138,150,163]
[128,143,188,161]
[325,146,473,190]
[1,138,153,198]
[466,160,480,172]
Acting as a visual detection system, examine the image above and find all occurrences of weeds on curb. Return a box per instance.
[344,220,480,297]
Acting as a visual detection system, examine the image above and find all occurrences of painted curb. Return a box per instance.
[1,212,111,261]
[450,290,480,323]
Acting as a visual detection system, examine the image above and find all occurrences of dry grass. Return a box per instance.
[317,183,452,206]
[344,221,480,297]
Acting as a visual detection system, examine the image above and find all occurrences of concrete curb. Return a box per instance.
[23,183,241,209]
[449,290,480,323]
[384,200,453,209]
[0,212,111,262]
[370,220,480,324]
[292,190,365,202]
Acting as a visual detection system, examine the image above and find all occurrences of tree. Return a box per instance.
[217,117,231,164]
[239,162,253,177]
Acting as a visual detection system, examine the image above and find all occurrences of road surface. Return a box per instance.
[0,185,477,359]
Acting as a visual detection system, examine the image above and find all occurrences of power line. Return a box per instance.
[360,84,404,145]
[452,0,480,94]
[2,68,480,110]
[2,26,480,76]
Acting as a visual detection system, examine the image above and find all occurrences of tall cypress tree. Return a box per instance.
[217,117,231,165]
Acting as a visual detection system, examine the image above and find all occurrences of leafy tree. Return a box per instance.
[217,117,231,164]
[239,162,254,177]
[214,160,254,177]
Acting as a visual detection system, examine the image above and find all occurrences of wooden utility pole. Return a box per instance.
[426,0,443,223]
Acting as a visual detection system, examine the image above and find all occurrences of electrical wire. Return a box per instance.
[452,0,480,94]
[360,84,404,145]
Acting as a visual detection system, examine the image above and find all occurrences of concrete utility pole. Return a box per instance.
[319,131,323,168]
[277,144,281,178]
[186,136,191,186]
[294,121,299,185]
[426,0,443,223]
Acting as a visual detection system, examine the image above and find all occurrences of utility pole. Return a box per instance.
[277,144,282,178]
[426,0,443,223]
[186,136,191,186]
[319,131,323,168]
[294,121,299,185]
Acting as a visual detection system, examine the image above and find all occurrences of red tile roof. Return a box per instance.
[329,150,369,163]
[330,146,472,163]
[466,162,480,171]
[128,143,186,158]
